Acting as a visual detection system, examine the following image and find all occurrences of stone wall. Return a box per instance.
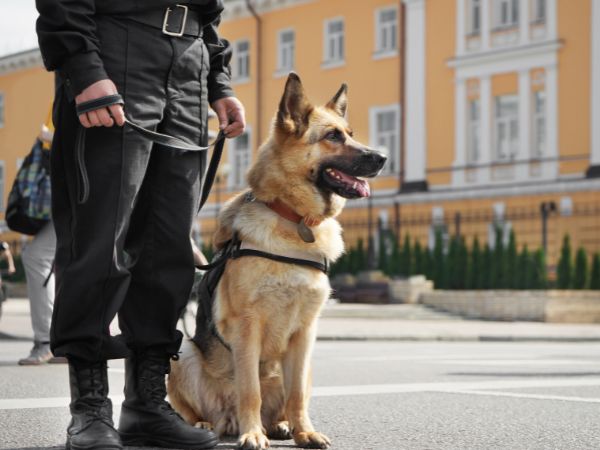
[421,290,600,323]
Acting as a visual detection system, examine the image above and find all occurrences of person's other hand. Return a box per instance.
[7,267,16,275]
[75,79,125,128]
[211,96,246,138]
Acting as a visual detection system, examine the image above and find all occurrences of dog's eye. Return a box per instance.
[325,129,344,142]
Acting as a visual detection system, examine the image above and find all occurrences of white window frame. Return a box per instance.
[494,95,519,161]
[467,99,481,164]
[493,0,519,29]
[232,39,250,83]
[0,92,5,128]
[322,17,345,68]
[228,128,252,189]
[276,28,295,75]
[374,6,398,58]
[0,161,5,211]
[369,104,401,176]
[532,0,546,23]
[532,90,546,159]
[468,0,481,35]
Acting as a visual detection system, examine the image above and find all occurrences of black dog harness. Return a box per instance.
[192,230,329,353]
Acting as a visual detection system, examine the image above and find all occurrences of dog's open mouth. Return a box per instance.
[322,167,371,198]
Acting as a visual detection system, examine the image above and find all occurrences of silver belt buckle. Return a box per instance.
[162,4,188,37]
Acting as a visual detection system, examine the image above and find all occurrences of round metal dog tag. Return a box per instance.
[297,221,316,243]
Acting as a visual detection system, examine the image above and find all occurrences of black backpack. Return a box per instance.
[5,139,52,235]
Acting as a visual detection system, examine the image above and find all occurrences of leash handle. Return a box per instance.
[75,94,226,208]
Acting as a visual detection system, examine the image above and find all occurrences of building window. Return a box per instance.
[375,7,398,54]
[468,0,481,35]
[233,39,250,81]
[467,99,481,164]
[494,95,519,161]
[494,0,519,29]
[323,18,345,65]
[277,29,295,73]
[370,105,400,175]
[229,130,251,188]
[532,0,546,22]
[0,161,4,211]
[0,93,4,128]
[533,91,546,158]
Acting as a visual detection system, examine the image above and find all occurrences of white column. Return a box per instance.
[545,65,559,179]
[456,0,466,55]
[519,0,530,44]
[591,0,600,169]
[453,77,467,185]
[546,0,558,40]
[403,0,427,187]
[517,69,531,180]
[481,0,491,50]
[479,75,492,183]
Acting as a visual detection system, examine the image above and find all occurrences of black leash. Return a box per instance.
[75,94,226,208]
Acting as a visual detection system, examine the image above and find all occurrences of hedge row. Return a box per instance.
[332,229,600,290]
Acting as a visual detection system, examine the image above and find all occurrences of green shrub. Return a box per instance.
[432,230,446,289]
[505,230,517,289]
[399,234,412,277]
[480,244,492,290]
[467,236,481,289]
[557,234,572,289]
[590,253,600,290]
[413,240,424,276]
[573,247,588,289]
[531,249,547,290]
[491,226,506,289]
[516,245,530,289]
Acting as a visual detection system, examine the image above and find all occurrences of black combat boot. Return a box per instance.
[118,348,219,449]
[66,359,122,450]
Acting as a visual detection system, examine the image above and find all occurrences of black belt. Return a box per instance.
[75,94,225,210]
[120,4,203,38]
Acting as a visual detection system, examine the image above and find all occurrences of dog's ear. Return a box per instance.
[277,72,313,137]
[325,83,348,118]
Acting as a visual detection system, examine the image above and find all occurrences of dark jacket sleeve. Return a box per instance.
[35,0,108,97]
[203,17,235,104]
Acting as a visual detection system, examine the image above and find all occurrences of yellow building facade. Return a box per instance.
[0,1,598,272]
[202,0,600,270]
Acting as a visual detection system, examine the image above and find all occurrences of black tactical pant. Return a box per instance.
[50,16,210,361]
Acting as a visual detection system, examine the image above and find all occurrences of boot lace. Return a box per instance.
[139,355,180,416]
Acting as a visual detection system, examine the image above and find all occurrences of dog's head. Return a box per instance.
[248,73,387,218]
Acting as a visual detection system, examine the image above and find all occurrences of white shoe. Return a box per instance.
[18,342,53,366]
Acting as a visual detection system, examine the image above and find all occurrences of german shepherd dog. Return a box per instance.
[168,73,386,449]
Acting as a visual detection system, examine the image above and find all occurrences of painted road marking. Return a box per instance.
[440,389,600,404]
[2,376,600,410]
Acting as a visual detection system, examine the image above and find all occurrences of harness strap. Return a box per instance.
[233,248,329,274]
[75,94,225,206]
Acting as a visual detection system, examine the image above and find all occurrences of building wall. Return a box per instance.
[557,0,591,176]
[0,62,53,243]
[203,0,403,219]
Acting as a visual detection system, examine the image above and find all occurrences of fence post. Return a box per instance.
[540,201,557,254]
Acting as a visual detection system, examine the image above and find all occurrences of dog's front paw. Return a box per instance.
[194,421,214,431]
[237,431,270,450]
[267,421,292,440]
[294,431,331,449]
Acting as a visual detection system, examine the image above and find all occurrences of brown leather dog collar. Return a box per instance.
[265,198,303,224]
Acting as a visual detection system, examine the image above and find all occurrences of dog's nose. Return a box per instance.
[367,151,387,169]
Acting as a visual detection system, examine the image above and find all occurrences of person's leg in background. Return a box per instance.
[19,221,65,365]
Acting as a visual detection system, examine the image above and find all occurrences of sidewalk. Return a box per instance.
[2,298,600,343]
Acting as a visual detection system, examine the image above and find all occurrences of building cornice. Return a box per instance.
[447,39,563,71]
[0,48,43,76]
[222,0,316,21]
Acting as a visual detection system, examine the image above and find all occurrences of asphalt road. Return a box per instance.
[1,336,600,450]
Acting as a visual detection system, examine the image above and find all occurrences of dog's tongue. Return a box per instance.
[333,169,371,198]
